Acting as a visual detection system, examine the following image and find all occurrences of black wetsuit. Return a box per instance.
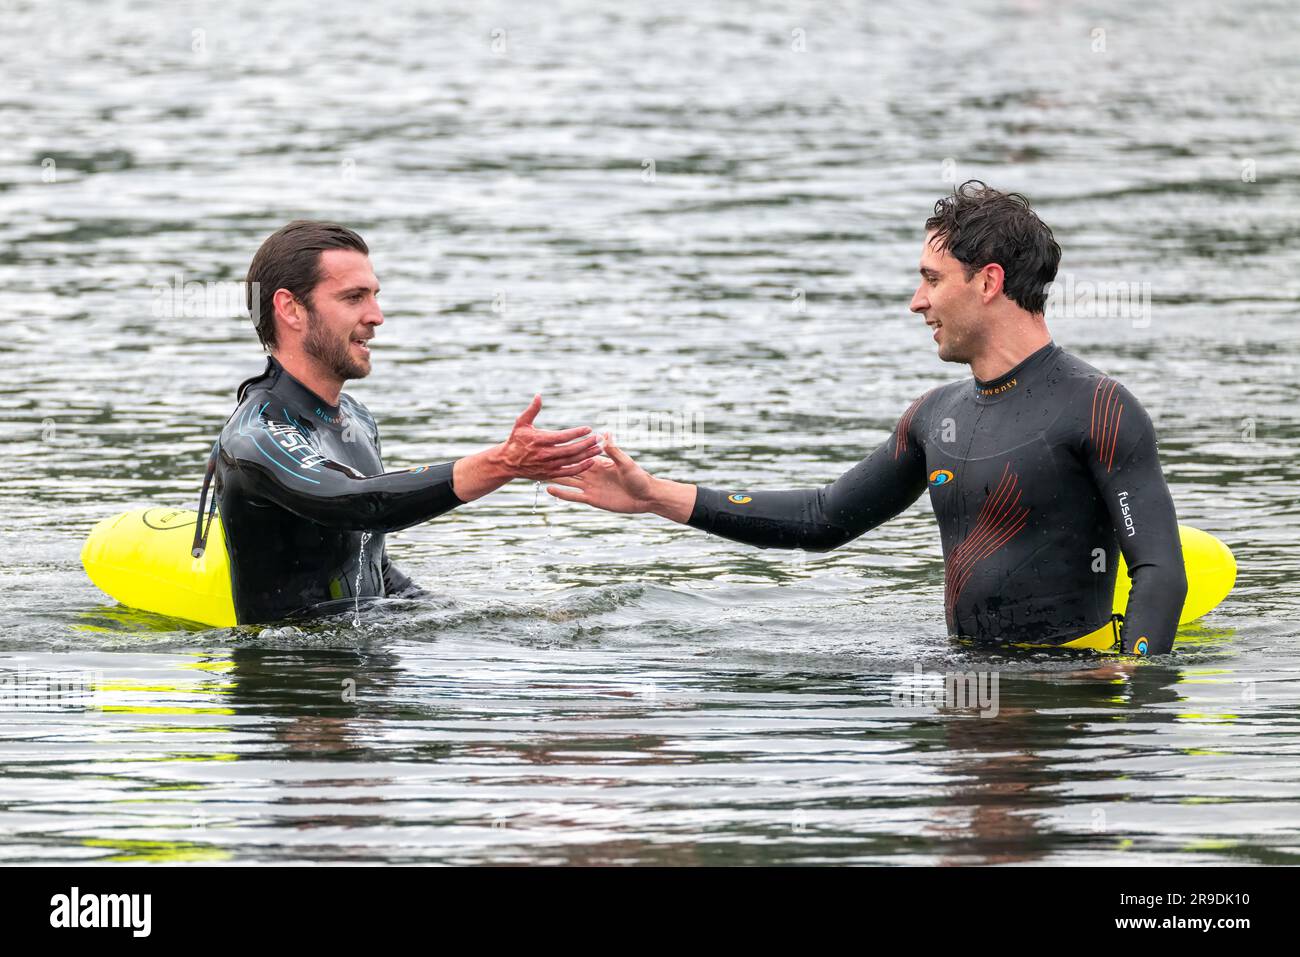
[201,356,462,624]
[687,341,1188,655]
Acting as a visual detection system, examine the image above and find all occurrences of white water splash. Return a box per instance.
[353,530,373,628]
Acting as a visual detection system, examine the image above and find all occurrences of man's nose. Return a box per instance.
[365,303,384,326]
[909,285,928,314]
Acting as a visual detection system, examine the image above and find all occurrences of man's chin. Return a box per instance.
[334,353,371,381]
[936,343,964,364]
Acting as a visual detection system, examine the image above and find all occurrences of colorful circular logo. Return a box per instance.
[1135,637,1149,655]
[928,469,954,487]
[727,494,752,505]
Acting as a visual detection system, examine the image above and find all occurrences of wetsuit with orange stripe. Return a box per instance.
[686,340,1188,655]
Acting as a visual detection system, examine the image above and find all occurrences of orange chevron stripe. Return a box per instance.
[1106,403,1123,472]
[950,488,1024,580]
[893,388,935,460]
[1090,378,1126,474]
[1102,382,1120,461]
[946,465,1016,573]
[944,462,1031,621]
[948,496,1028,603]
[948,511,1030,605]
[1090,378,1112,448]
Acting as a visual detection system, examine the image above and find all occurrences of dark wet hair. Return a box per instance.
[246,221,369,349]
[925,180,1061,314]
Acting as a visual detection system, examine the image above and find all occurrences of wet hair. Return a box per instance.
[925,180,1061,314]
[245,220,369,349]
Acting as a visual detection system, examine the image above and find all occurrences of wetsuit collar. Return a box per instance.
[972,340,1058,402]
[238,355,346,427]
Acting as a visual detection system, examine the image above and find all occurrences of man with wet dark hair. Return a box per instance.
[194,220,601,624]
[548,182,1189,656]
[924,181,1061,314]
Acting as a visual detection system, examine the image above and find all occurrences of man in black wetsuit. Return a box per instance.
[195,221,600,624]
[547,182,1188,656]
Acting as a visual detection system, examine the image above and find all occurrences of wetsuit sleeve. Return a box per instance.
[686,396,931,551]
[220,421,464,532]
[1084,378,1188,655]
[367,412,431,596]
[381,549,428,598]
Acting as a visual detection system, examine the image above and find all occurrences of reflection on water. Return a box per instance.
[1,0,1299,863]
[8,641,1297,865]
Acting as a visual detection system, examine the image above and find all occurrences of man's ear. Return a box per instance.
[272,288,306,337]
[979,263,1006,304]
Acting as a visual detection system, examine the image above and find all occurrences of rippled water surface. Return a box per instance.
[1,0,1298,865]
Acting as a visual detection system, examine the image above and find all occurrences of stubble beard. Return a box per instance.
[303,309,369,382]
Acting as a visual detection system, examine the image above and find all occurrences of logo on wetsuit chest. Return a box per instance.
[979,377,1017,396]
[266,421,326,468]
[929,468,955,487]
[727,494,752,504]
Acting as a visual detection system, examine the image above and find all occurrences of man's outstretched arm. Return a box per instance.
[1085,378,1188,655]
[224,394,601,531]
[547,413,929,552]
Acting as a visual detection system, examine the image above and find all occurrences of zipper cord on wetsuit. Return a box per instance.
[189,360,271,560]
[191,440,221,559]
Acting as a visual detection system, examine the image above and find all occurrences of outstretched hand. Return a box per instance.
[546,433,662,514]
[499,395,602,482]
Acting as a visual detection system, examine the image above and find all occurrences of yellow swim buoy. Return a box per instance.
[1118,526,1236,625]
[81,508,236,628]
[1052,525,1236,651]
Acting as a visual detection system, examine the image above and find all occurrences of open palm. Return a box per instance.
[546,434,656,513]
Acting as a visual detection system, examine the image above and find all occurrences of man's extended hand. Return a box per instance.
[497,394,602,482]
[451,395,602,502]
[546,433,697,523]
